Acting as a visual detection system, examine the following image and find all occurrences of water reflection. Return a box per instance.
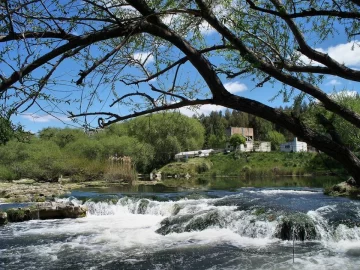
[74,176,341,196]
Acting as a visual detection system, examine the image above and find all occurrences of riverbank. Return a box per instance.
[0,179,139,203]
[159,152,346,178]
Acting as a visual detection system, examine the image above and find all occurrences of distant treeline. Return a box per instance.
[194,107,300,149]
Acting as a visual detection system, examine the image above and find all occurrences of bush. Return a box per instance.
[0,165,16,180]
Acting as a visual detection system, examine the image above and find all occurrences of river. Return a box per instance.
[1,177,360,269]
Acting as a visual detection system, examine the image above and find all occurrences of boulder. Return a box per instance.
[0,211,7,225]
[324,178,360,197]
[137,199,149,214]
[275,213,317,241]
[5,202,87,223]
[156,210,221,235]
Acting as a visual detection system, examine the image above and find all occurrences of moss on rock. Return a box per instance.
[324,178,360,197]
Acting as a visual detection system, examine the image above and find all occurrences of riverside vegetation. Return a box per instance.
[159,151,346,178]
[0,111,358,202]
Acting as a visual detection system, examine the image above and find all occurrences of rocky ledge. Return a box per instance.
[0,202,87,224]
[324,177,360,197]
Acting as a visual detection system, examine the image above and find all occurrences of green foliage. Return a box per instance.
[0,165,16,180]
[0,139,63,181]
[0,118,14,145]
[304,93,360,151]
[266,131,286,151]
[39,128,86,148]
[229,134,246,149]
[206,152,343,177]
[98,135,154,172]
[65,138,103,160]
[124,112,205,168]
[0,113,203,181]
[159,158,212,176]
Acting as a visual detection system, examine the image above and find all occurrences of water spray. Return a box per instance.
[293,227,295,263]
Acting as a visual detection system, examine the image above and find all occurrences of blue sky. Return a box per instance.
[5,5,360,133]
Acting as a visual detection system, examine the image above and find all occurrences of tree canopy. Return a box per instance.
[229,134,246,149]
[2,0,360,183]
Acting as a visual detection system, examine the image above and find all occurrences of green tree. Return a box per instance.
[0,117,14,145]
[39,128,86,148]
[229,134,246,149]
[304,92,360,151]
[64,138,104,160]
[119,113,204,167]
[3,1,360,183]
[99,135,154,172]
[0,139,63,181]
[266,131,286,151]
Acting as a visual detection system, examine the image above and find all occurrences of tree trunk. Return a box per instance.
[219,94,360,186]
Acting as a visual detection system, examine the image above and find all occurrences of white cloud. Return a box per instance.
[133,52,154,65]
[22,114,70,123]
[298,41,360,67]
[199,21,216,35]
[224,81,247,94]
[324,41,360,66]
[178,104,225,117]
[327,79,341,86]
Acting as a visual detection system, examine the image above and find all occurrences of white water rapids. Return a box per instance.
[1,189,360,269]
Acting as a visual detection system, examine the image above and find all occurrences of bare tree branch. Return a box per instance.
[71,98,213,127]
[109,92,156,107]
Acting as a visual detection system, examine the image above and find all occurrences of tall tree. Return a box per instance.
[2,0,360,184]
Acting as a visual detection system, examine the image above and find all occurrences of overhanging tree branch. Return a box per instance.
[195,0,360,129]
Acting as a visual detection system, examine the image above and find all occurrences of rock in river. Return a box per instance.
[5,202,87,223]
[0,211,7,225]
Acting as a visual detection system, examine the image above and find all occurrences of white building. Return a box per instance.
[174,149,214,160]
[280,137,307,152]
[226,141,271,152]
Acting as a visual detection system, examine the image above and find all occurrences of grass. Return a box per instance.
[159,151,346,178]
[159,158,213,176]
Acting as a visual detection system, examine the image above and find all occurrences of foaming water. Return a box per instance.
[1,188,360,269]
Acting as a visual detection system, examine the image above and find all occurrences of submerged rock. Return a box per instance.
[137,199,149,214]
[156,213,194,235]
[275,213,317,241]
[5,202,87,223]
[184,211,220,232]
[156,210,221,235]
[172,204,181,215]
[0,211,7,225]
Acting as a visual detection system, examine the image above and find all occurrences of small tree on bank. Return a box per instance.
[2,1,360,185]
[266,131,286,151]
[229,134,246,150]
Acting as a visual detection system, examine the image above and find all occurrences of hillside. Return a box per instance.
[159,151,346,178]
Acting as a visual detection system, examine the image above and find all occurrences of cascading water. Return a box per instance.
[1,187,360,270]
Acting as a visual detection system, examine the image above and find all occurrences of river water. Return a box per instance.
[1,178,360,269]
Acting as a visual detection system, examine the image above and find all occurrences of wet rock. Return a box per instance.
[172,204,181,215]
[156,210,221,235]
[137,199,149,214]
[324,179,360,197]
[346,248,360,257]
[0,211,8,225]
[184,211,220,232]
[5,202,87,223]
[156,214,195,235]
[6,208,33,222]
[275,213,317,241]
[36,202,87,219]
